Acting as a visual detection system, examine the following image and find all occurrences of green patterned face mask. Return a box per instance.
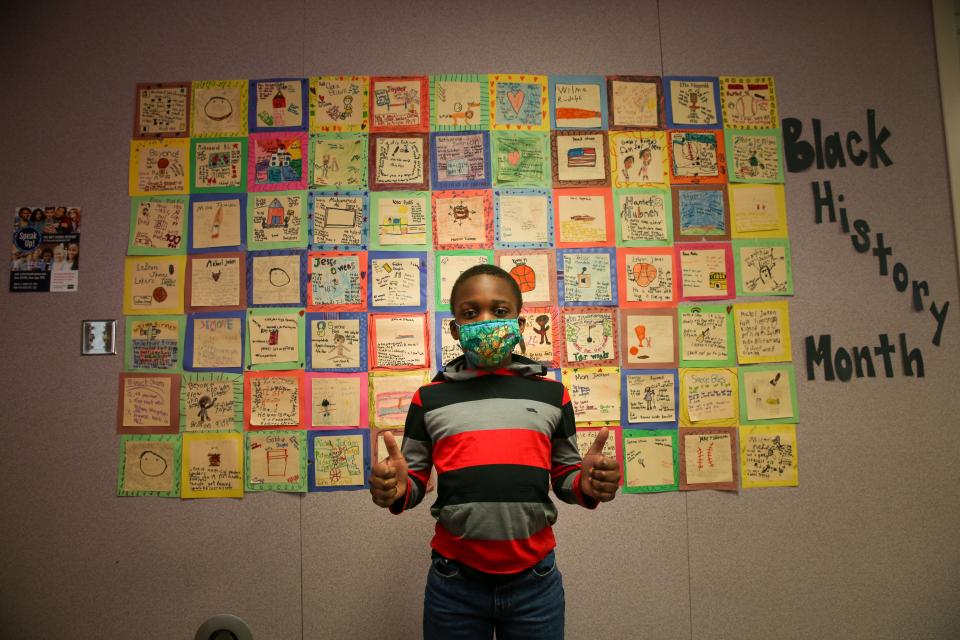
[453,318,522,369]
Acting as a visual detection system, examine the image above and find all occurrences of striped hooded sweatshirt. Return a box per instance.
[390,354,598,574]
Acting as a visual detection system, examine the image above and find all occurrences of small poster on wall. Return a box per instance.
[10,205,82,292]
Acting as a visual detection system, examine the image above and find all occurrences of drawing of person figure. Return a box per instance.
[326,333,348,361]
[533,314,551,345]
[320,153,340,179]
[341,94,353,120]
[197,395,217,423]
[643,386,655,410]
[622,155,635,181]
[638,148,653,182]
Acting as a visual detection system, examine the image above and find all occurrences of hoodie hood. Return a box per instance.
[433,354,548,382]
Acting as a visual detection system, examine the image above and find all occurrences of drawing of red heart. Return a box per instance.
[508,150,521,166]
[506,90,526,115]
[212,271,221,282]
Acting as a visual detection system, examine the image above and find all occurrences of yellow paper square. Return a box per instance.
[728,184,788,238]
[739,424,798,488]
[129,139,190,196]
[181,432,244,498]
[680,368,739,426]
[609,131,668,187]
[123,255,186,315]
[561,367,620,425]
[734,301,792,364]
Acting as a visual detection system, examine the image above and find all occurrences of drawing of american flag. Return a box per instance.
[567,147,597,167]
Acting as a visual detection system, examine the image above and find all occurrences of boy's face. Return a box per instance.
[450,274,525,342]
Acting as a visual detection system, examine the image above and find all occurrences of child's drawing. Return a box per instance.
[245,430,306,492]
[374,193,429,248]
[369,254,425,310]
[666,77,721,128]
[310,192,367,249]
[674,185,730,240]
[308,252,366,310]
[559,249,616,306]
[562,308,617,366]
[609,131,667,188]
[311,431,366,489]
[310,133,367,190]
[310,76,368,132]
[134,82,190,138]
[248,192,305,248]
[370,134,428,190]
[615,189,671,246]
[669,130,724,183]
[490,75,548,130]
[495,249,556,305]
[370,76,429,132]
[494,189,553,248]
[248,133,307,191]
[432,190,493,250]
[620,309,677,368]
[727,130,783,183]
[192,138,245,191]
[553,132,609,186]
[719,76,777,129]
[624,372,676,425]
[431,131,490,189]
[431,74,488,130]
[607,76,662,129]
[190,195,244,251]
[129,196,187,254]
[491,132,551,187]
[251,78,306,131]
[191,79,247,137]
[551,76,607,130]
[735,240,792,296]
[309,314,365,370]
[129,139,190,196]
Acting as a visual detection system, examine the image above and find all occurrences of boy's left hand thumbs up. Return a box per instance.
[580,427,621,503]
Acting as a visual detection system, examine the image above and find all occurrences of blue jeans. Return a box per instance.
[423,550,565,640]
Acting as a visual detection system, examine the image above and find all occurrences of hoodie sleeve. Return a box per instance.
[389,387,433,514]
[550,385,599,509]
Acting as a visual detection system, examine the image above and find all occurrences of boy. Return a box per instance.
[370,264,620,639]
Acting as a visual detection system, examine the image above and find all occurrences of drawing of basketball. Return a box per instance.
[632,261,658,287]
[510,261,537,293]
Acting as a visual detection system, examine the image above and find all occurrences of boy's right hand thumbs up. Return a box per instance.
[370,431,409,508]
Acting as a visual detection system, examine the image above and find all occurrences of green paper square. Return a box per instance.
[309,132,368,190]
[430,74,490,131]
[737,363,799,425]
[622,429,679,493]
[369,191,432,252]
[125,315,186,372]
[247,191,309,249]
[117,434,181,497]
[491,131,551,187]
[677,303,737,368]
[128,196,189,255]
[732,238,794,296]
[245,430,308,492]
[724,128,784,184]
[189,137,248,193]
[244,307,306,371]
[614,188,673,246]
[179,373,243,432]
